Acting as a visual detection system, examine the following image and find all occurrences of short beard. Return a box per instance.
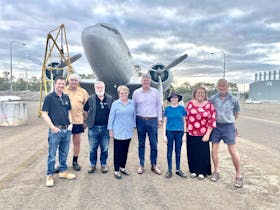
[96,91,105,97]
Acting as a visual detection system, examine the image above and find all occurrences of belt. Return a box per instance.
[137,116,157,120]
[55,125,68,129]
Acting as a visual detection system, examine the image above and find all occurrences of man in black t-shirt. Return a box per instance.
[42,76,76,187]
[84,81,113,174]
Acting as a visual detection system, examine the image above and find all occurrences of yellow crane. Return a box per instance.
[38,24,74,117]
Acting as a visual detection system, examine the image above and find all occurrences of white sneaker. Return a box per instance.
[197,174,205,180]
[59,171,76,179]
[46,175,54,187]
[190,173,197,178]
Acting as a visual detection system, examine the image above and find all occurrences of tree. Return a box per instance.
[228,82,238,96]
[173,81,192,102]
[14,78,27,91]
[2,71,9,79]
[28,76,40,91]
[172,81,239,102]
[0,71,10,90]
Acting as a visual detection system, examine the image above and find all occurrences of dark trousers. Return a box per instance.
[136,117,158,166]
[114,139,131,171]
[166,130,184,171]
[187,133,211,176]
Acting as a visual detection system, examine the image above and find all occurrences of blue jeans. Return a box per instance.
[88,125,110,166]
[47,129,71,175]
[136,117,158,166]
[166,130,184,171]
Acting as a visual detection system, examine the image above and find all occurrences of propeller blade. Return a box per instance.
[158,75,164,105]
[26,55,42,66]
[58,53,82,68]
[164,53,188,71]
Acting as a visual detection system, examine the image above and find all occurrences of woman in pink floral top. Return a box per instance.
[185,87,216,180]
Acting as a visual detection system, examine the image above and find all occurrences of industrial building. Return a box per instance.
[249,70,280,102]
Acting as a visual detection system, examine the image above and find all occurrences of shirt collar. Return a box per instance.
[52,91,63,98]
[66,86,79,92]
[117,98,131,104]
[216,92,231,99]
[140,87,151,92]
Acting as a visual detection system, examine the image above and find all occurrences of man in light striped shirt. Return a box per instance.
[132,74,162,175]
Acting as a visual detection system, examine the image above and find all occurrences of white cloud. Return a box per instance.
[1,0,280,86]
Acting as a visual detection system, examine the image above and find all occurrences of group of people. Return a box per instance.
[42,73,243,188]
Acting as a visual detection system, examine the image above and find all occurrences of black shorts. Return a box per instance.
[72,124,84,134]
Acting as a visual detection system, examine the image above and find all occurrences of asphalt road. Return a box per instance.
[0,102,279,210]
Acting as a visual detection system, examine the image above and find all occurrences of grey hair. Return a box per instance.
[217,78,228,87]
[94,80,105,88]
[141,73,151,80]
[68,73,80,81]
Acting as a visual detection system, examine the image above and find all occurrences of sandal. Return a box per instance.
[210,172,220,182]
[234,177,243,188]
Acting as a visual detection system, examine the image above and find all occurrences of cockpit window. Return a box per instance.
[100,24,119,35]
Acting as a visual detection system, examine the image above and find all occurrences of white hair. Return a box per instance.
[94,80,105,88]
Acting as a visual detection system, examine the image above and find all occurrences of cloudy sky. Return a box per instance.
[1,0,280,88]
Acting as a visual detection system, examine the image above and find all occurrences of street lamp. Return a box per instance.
[210,51,226,79]
[10,40,26,93]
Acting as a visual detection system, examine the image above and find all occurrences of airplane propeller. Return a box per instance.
[150,53,188,74]
[164,53,188,71]
[56,53,82,68]
[26,55,42,66]
[26,53,82,68]
[26,53,82,81]
[158,75,164,104]
[148,53,188,104]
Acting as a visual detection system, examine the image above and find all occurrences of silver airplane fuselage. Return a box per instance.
[82,23,137,97]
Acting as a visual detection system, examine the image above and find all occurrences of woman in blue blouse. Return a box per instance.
[108,85,136,179]
[163,93,187,178]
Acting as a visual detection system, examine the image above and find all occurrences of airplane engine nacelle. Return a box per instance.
[45,62,68,80]
[149,64,173,92]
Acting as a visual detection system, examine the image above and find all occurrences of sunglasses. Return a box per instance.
[100,101,107,109]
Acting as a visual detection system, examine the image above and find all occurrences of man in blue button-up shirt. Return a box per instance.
[209,79,243,188]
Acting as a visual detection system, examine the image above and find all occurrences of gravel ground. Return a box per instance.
[0,100,279,209]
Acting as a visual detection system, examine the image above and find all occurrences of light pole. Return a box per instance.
[210,51,226,78]
[10,40,26,93]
